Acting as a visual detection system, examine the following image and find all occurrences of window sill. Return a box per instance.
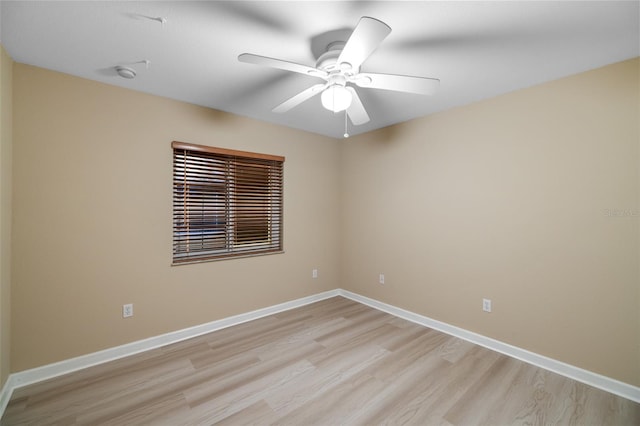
[171,250,285,266]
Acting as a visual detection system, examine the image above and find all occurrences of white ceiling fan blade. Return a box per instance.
[238,53,328,78]
[337,17,391,71]
[345,86,370,125]
[355,72,440,95]
[272,84,326,113]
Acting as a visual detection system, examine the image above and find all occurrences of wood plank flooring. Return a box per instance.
[2,296,639,425]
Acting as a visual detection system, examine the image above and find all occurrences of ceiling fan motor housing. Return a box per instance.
[316,42,356,75]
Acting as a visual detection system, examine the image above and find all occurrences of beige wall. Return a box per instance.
[11,64,341,371]
[341,58,640,386]
[0,44,13,388]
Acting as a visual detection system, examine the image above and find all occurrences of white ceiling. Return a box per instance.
[1,1,638,139]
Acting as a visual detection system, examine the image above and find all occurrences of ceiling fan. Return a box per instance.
[238,16,440,126]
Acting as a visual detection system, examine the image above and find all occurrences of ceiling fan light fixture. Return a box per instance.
[321,85,352,112]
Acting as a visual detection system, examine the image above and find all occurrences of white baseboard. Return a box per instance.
[0,289,340,417]
[0,375,17,419]
[1,287,638,420]
[338,289,640,404]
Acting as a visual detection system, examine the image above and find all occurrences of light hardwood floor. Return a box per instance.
[2,296,639,425]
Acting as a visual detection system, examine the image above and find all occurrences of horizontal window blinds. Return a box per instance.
[172,141,284,264]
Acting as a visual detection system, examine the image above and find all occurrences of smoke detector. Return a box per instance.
[115,66,136,79]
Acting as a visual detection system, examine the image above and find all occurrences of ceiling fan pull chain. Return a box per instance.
[344,110,349,138]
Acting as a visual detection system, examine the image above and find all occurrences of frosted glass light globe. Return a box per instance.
[321,85,352,112]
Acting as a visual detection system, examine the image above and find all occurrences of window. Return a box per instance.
[172,141,284,264]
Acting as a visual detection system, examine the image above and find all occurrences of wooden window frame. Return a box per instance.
[172,141,284,264]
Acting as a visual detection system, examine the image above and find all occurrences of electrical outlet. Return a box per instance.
[312,268,318,279]
[123,303,133,318]
[482,298,492,313]
[379,273,385,285]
